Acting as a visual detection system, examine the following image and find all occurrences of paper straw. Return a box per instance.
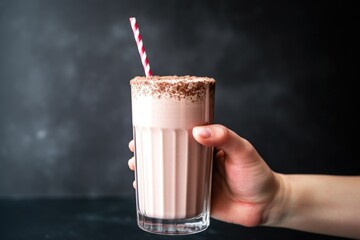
[129,17,152,77]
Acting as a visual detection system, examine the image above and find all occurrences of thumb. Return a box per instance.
[193,124,253,158]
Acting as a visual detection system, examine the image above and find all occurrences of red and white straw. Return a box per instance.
[129,17,152,77]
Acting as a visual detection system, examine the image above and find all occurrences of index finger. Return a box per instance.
[129,140,134,152]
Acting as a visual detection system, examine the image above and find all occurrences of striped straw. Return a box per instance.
[129,17,152,77]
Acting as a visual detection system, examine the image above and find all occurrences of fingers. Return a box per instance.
[193,124,255,162]
[129,140,134,152]
[128,157,135,171]
[128,140,136,189]
[128,157,136,189]
[128,140,135,170]
[128,139,135,170]
[216,149,225,161]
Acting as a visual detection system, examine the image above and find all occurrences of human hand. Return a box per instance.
[192,124,282,227]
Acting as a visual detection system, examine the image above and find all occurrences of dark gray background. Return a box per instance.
[0,0,359,198]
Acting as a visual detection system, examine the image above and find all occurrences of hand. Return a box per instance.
[192,124,281,227]
[192,125,360,238]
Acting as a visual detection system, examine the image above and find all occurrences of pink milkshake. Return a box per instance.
[130,76,215,235]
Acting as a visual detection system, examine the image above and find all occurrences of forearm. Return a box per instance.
[265,174,360,239]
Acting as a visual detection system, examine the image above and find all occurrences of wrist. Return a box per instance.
[262,173,292,227]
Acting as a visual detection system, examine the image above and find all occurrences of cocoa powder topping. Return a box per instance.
[130,75,215,101]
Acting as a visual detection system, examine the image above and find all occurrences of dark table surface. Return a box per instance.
[0,197,350,240]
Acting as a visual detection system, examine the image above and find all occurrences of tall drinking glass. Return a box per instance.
[130,76,215,235]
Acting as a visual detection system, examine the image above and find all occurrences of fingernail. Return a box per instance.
[194,127,212,138]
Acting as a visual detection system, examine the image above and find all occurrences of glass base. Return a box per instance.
[137,211,210,235]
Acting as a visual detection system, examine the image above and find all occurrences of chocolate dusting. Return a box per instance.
[130,75,215,101]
